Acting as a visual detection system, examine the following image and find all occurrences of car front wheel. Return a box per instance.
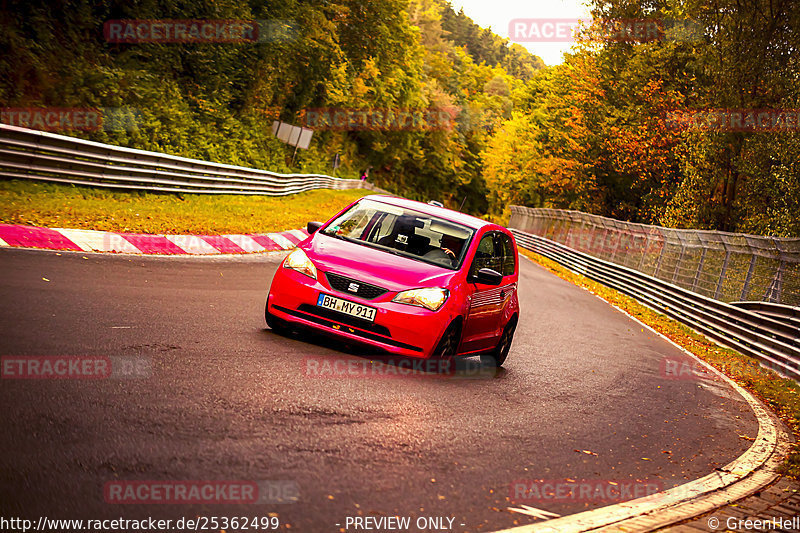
[432,322,461,373]
[265,303,289,334]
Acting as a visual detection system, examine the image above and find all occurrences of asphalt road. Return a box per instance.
[0,247,757,532]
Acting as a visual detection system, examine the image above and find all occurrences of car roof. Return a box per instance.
[362,195,497,231]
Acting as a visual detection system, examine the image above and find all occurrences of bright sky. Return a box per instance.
[449,0,594,65]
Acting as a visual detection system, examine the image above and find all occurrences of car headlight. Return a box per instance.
[392,288,449,311]
[283,248,317,279]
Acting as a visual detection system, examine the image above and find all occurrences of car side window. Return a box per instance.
[469,233,502,278]
[498,233,516,277]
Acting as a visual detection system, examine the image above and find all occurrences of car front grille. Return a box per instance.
[276,304,423,352]
[297,304,391,337]
[324,272,388,300]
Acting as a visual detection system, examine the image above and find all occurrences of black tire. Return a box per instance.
[432,322,461,373]
[265,303,288,334]
[481,319,516,367]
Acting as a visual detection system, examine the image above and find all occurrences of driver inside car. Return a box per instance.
[424,233,464,267]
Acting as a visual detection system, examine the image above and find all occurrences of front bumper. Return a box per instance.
[267,266,454,358]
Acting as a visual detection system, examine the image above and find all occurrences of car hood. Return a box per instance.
[303,234,457,291]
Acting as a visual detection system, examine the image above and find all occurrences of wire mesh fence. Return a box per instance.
[509,206,800,307]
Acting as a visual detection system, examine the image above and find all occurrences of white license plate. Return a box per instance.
[317,293,377,322]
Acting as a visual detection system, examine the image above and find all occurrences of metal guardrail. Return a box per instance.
[509,206,800,307]
[0,124,382,196]
[731,301,800,329]
[509,228,800,381]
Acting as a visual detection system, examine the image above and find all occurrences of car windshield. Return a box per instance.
[320,199,475,270]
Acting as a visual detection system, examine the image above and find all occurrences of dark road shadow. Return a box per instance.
[260,325,508,380]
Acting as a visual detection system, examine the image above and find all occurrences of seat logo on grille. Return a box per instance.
[347,283,360,292]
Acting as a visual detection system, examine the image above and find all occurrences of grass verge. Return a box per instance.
[519,248,800,479]
[0,179,372,234]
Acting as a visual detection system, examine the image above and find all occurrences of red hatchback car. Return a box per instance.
[265,195,519,366]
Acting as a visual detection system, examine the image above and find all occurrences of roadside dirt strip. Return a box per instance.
[0,223,308,254]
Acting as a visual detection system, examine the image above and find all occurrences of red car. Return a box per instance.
[265,195,519,366]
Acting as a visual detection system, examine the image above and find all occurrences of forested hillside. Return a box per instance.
[1,0,798,235]
[0,0,542,214]
[483,0,800,236]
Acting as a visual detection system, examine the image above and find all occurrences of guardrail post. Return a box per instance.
[692,247,707,292]
[654,241,667,279]
[714,251,731,300]
[600,224,612,260]
[589,222,602,256]
[609,225,622,263]
[565,213,575,248]
[636,237,647,270]
[740,255,758,300]
[576,215,589,252]
[672,239,686,284]
[638,231,657,274]
[764,261,785,303]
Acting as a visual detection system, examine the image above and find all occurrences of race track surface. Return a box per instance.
[0,248,757,532]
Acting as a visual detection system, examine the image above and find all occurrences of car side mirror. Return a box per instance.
[307,221,324,234]
[470,268,503,285]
